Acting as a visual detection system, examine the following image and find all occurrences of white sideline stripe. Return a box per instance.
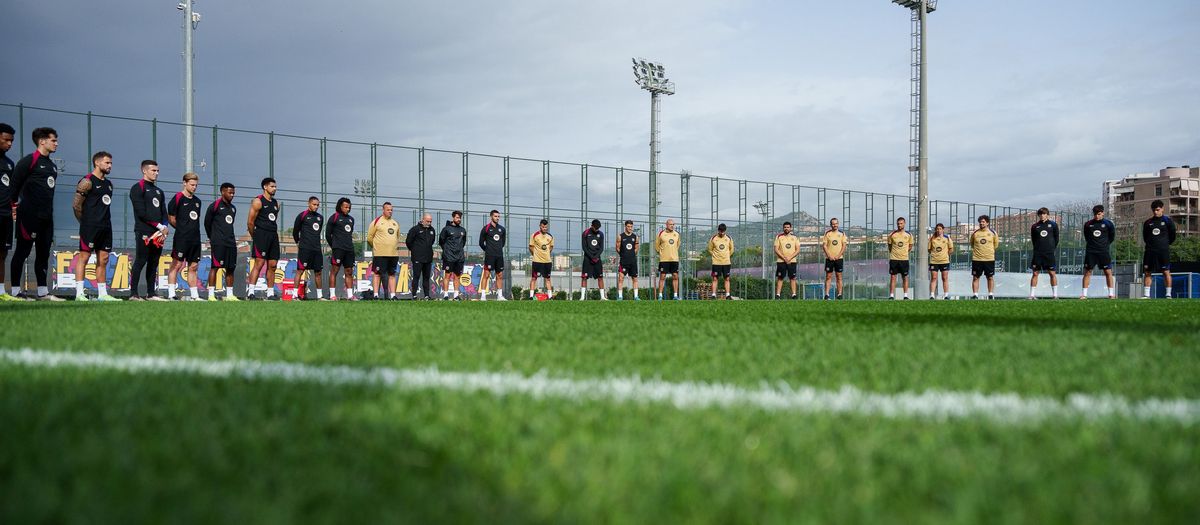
[2,348,1197,425]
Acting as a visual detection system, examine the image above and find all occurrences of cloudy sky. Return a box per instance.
[2,0,1197,212]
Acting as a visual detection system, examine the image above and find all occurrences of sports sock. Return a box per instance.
[266,287,275,298]
[226,286,235,297]
[618,289,623,299]
[600,289,607,299]
[0,284,6,295]
[903,292,910,299]
[315,288,323,299]
[99,283,108,296]
[889,292,894,299]
[1143,286,1151,298]
[1052,285,1059,298]
[168,287,176,299]
[37,286,48,297]
[1029,288,1035,298]
[1166,286,1172,297]
[1105,287,1112,297]
[190,287,199,299]
[11,286,21,296]
[76,282,85,297]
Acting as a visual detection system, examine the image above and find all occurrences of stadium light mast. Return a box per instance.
[632,57,675,237]
[893,0,935,299]
[177,1,201,173]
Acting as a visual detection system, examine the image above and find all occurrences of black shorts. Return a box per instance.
[775,262,797,279]
[711,264,731,278]
[658,261,680,275]
[15,217,52,243]
[1030,252,1057,272]
[442,259,464,275]
[211,245,238,271]
[971,260,996,277]
[619,260,638,277]
[1142,249,1170,273]
[532,261,553,278]
[889,260,910,276]
[79,225,113,252]
[0,214,12,250]
[373,256,398,275]
[297,248,324,273]
[929,263,950,272]
[1083,252,1112,271]
[582,258,603,279]
[484,255,505,273]
[172,238,202,263]
[252,231,280,260]
[330,248,356,268]
[824,258,844,274]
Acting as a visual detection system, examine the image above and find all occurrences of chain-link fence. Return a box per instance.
[1,102,1092,298]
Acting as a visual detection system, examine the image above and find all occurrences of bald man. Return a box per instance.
[405,212,437,300]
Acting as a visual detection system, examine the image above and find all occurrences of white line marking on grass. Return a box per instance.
[2,348,1198,425]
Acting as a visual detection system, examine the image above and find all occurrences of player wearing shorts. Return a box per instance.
[9,127,63,301]
[367,202,401,300]
[707,223,734,300]
[129,160,170,301]
[478,209,507,301]
[969,215,998,300]
[246,177,281,300]
[928,223,952,299]
[774,222,800,299]
[616,220,640,300]
[405,213,436,300]
[293,196,325,300]
[887,217,914,300]
[326,198,357,301]
[203,183,240,301]
[167,172,204,300]
[1141,199,1177,299]
[1028,207,1060,299]
[438,210,467,300]
[71,151,117,301]
[1080,205,1116,299]
[0,123,16,301]
[654,218,682,300]
[580,219,607,300]
[821,218,847,300]
[528,219,555,299]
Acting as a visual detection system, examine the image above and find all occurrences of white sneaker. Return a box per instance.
[497,293,507,301]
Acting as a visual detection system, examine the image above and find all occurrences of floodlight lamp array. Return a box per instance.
[631,57,675,95]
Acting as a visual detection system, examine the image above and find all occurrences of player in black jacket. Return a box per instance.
[9,127,63,301]
[438,210,467,300]
[580,219,607,300]
[204,183,240,301]
[0,123,15,301]
[478,209,507,300]
[167,172,204,300]
[326,198,357,300]
[1141,199,1178,299]
[128,160,169,300]
[1028,207,1060,299]
[293,196,325,300]
[405,213,436,300]
[71,151,117,301]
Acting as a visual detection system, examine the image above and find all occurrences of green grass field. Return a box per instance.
[2,300,1198,524]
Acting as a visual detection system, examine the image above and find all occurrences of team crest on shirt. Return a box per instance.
[1092,229,1101,237]
[493,234,500,241]
[387,228,395,234]
[47,176,56,188]
[101,195,111,205]
[935,247,943,252]
[1039,230,1048,237]
[625,243,633,250]
[979,238,988,244]
[189,211,199,220]
[897,241,905,247]
[1,174,8,185]
[668,239,675,244]
[268,213,276,222]
[152,197,160,207]
[832,240,839,246]
[590,239,598,246]
[1152,228,1161,235]
[785,243,793,249]
[718,243,725,250]
[312,222,320,231]
[224,215,234,224]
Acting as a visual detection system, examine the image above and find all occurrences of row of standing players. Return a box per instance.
[0,127,1181,302]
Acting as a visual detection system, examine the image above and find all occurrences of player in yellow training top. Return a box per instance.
[887,216,914,300]
[528,218,555,299]
[928,222,953,299]
[366,202,402,300]
[969,214,999,299]
[707,223,734,299]
[774,222,801,299]
[654,218,682,300]
[821,217,848,300]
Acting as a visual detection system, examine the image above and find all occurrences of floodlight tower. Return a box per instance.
[177,1,201,173]
[893,0,935,298]
[632,58,675,234]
